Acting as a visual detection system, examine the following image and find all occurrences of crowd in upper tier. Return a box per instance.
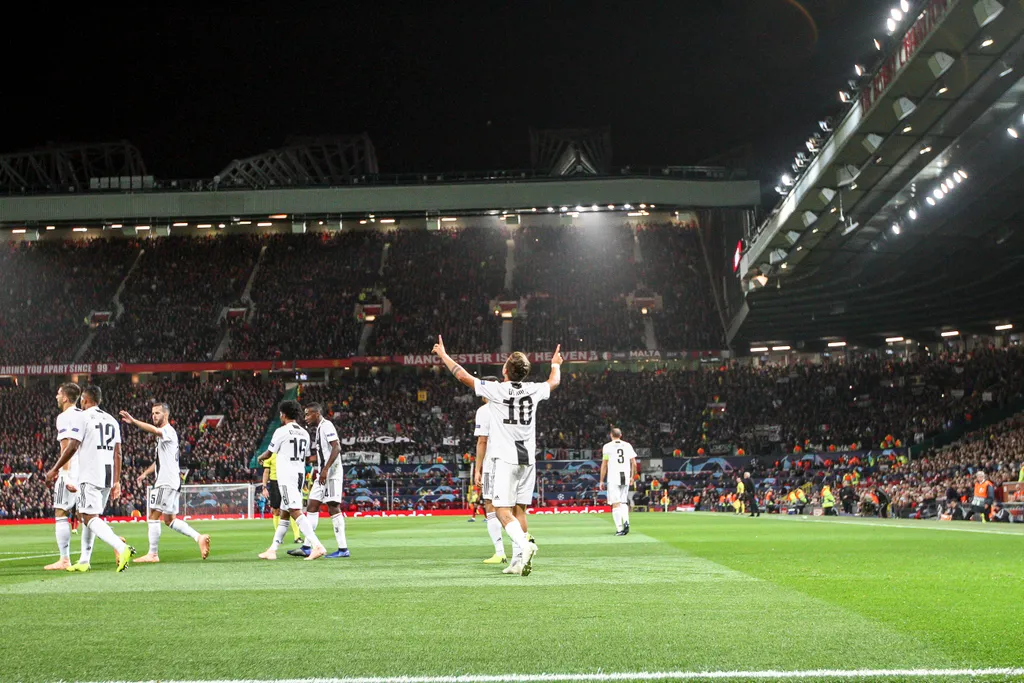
[0,223,722,364]
[2,345,1023,519]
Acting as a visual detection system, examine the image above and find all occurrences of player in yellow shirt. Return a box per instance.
[258,451,301,544]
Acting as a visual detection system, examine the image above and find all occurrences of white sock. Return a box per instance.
[148,520,162,555]
[55,517,71,559]
[612,506,623,531]
[485,513,504,555]
[503,517,530,551]
[80,524,95,563]
[302,512,320,547]
[511,540,522,563]
[330,513,348,550]
[270,519,289,551]
[622,506,630,526]
[170,519,200,542]
[86,517,126,553]
[296,514,322,549]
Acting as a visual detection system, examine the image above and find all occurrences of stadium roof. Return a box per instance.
[731,0,1024,348]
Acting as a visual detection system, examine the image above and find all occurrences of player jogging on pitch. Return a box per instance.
[288,403,349,558]
[120,403,210,562]
[47,385,135,572]
[433,336,562,576]
[600,427,637,536]
[44,382,85,571]
[472,376,509,564]
[258,400,326,561]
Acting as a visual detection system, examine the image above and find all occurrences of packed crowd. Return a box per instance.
[84,235,263,363]
[513,224,646,351]
[226,232,384,360]
[370,228,506,355]
[0,239,137,365]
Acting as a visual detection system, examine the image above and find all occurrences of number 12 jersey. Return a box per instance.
[473,378,550,466]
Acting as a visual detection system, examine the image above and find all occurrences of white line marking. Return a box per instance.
[78,668,1024,682]
[759,515,1024,537]
[0,553,57,563]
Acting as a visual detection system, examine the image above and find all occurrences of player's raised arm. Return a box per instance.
[546,344,563,392]
[433,335,476,389]
[120,410,163,436]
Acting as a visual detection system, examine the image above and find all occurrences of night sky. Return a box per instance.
[6,1,894,186]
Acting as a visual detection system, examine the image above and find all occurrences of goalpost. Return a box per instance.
[146,483,255,519]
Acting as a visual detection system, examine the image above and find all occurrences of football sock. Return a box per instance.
[622,506,630,526]
[272,513,280,530]
[503,518,530,552]
[612,507,623,532]
[55,517,71,559]
[170,519,200,542]
[80,524,95,563]
[330,513,348,550]
[485,513,504,555]
[296,514,322,549]
[148,520,162,555]
[290,518,301,541]
[270,519,289,551]
[87,517,126,553]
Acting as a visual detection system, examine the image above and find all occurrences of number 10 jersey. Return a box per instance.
[473,378,550,466]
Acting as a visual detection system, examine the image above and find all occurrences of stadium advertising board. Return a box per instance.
[0,350,718,376]
[859,0,950,114]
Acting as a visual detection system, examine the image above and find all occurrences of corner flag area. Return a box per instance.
[0,514,1021,683]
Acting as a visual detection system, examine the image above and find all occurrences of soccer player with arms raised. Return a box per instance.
[43,382,85,571]
[120,403,210,562]
[472,376,509,564]
[433,336,562,576]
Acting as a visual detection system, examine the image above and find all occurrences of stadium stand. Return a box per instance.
[513,224,647,351]
[83,235,263,363]
[226,232,384,360]
[0,239,138,364]
[369,227,507,355]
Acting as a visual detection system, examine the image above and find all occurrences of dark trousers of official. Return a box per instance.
[823,506,837,516]
[746,496,760,516]
[877,504,889,518]
[842,500,854,515]
[966,504,990,522]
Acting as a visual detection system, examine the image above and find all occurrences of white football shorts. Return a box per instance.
[308,478,343,505]
[148,486,180,515]
[53,473,77,512]
[76,482,110,516]
[491,460,536,508]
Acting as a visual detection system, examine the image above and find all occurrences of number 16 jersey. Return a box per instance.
[473,378,550,466]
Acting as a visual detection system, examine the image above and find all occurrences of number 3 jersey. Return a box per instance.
[269,421,311,488]
[78,406,122,489]
[473,378,550,466]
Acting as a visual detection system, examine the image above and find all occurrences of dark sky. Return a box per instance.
[6,0,894,184]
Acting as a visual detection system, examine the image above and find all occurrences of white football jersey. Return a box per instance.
[77,407,122,489]
[473,378,550,466]
[55,407,85,485]
[270,421,310,489]
[312,418,341,479]
[153,424,181,491]
[603,439,637,480]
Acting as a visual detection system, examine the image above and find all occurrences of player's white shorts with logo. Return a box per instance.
[481,456,497,500]
[279,482,304,511]
[607,483,630,506]
[76,483,110,516]
[309,478,343,504]
[491,460,536,507]
[53,474,77,512]
[148,485,180,515]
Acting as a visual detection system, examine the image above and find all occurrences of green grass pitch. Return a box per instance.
[0,513,1022,683]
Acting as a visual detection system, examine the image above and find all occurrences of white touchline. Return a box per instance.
[763,515,1024,537]
[77,667,1024,682]
[0,553,58,563]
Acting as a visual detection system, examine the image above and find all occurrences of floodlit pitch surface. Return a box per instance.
[0,513,1022,683]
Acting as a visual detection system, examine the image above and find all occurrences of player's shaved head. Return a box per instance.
[82,385,102,406]
[305,402,323,414]
[610,427,622,439]
[58,382,81,404]
[504,352,531,382]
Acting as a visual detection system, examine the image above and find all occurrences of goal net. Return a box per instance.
[146,483,255,519]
